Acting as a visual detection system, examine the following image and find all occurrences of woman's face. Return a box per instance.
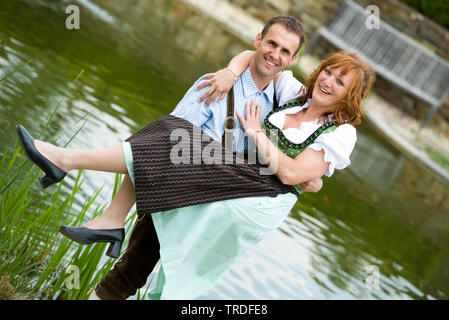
[312,65,356,109]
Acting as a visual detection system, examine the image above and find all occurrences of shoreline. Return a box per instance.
[185,0,449,186]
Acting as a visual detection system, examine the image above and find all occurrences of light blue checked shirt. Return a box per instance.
[170,67,275,152]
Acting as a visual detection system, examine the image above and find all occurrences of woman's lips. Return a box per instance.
[319,85,331,95]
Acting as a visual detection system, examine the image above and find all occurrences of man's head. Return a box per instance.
[260,16,305,56]
[251,16,305,83]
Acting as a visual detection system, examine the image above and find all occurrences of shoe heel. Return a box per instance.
[39,174,56,189]
[106,240,123,259]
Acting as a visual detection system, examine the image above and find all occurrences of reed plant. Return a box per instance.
[0,63,152,299]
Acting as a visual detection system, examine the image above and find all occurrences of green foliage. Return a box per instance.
[425,146,449,171]
[0,143,137,299]
[401,0,449,29]
[0,63,146,300]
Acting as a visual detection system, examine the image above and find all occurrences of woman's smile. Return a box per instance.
[319,85,331,95]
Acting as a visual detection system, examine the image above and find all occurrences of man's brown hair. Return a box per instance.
[261,16,305,56]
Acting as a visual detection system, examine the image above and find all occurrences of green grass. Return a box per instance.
[0,62,151,300]
[415,134,449,172]
[425,146,449,171]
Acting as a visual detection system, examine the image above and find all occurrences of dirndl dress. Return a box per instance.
[124,115,298,218]
[120,96,343,299]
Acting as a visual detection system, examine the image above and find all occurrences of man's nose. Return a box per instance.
[270,48,281,61]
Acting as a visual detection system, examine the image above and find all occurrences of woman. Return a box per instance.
[17,50,374,298]
[149,50,374,300]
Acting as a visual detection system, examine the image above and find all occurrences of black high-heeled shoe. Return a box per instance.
[59,225,125,258]
[16,125,67,189]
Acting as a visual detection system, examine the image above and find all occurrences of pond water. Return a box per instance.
[1,0,449,300]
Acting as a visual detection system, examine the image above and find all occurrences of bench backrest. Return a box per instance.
[324,0,449,107]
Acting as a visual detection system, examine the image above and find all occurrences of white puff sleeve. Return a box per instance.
[275,70,305,106]
[307,124,357,177]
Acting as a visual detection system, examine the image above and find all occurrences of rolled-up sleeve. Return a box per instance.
[170,75,213,128]
[307,124,357,177]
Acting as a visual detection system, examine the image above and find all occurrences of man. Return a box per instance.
[93,15,320,300]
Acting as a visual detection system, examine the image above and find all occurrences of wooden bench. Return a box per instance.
[307,0,449,128]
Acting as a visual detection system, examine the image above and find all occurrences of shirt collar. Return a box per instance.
[240,67,274,104]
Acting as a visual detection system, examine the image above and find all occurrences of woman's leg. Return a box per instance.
[83,174,136,229]
[34,139,133,228]
[34,140,128,174]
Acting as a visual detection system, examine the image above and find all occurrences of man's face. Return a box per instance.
[253,23,300,79]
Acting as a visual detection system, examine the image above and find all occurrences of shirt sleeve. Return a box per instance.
[307,124,357,177]
[275,70,305,106]
[170,75,212,128]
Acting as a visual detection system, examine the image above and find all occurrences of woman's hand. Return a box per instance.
[235,100,263,142]
[296,177,323,193]
[196,68,235,106]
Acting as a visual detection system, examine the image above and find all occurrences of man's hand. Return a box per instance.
[196,69,235,105]
[296,177,323,193]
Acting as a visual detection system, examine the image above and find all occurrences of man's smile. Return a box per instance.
[264,56,279,67]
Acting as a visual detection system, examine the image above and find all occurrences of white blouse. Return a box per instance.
[273,70,357,177]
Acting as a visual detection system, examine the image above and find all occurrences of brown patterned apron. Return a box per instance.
[125,115,297,217]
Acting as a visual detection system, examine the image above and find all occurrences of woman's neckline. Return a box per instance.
[280,104,324,131]
[270,99,335,132]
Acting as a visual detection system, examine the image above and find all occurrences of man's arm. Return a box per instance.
[197,51,286,106]
[170,77,215,128]
[196,50,254,105]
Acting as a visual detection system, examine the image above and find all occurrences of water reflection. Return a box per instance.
[201,122,449,299]
[1,0,449,300]
[350,130,406,189]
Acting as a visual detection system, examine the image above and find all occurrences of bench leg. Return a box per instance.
[420,104,440,130]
